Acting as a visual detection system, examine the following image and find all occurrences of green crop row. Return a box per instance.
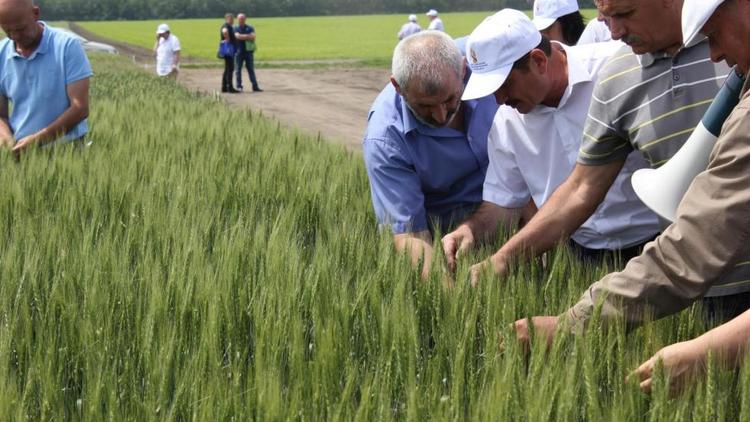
[0,54,745,420]
[75,10,599,64]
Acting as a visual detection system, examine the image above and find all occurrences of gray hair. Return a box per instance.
[392,31,463,94]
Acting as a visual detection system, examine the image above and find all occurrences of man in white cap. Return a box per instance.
[398,14,422,40]
[512,0,750,389]
[626,0,750,395]
[443,9,659,275]
[154,23,180,78]
[532,0,586,45]
[465,0,750,323]
[426,9,444,32]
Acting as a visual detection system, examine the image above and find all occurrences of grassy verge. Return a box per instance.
[76,10,598,64]
[0,55,745,420]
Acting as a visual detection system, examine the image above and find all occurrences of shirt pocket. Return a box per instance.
[33,66,61,99]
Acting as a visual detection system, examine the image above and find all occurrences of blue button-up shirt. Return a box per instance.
[0,22,92,143]
[363,82,497,234]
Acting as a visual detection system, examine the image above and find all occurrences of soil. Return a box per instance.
[70,23,390,151]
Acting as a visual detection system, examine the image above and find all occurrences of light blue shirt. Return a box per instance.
[0,22,93,143]
[363,82,498,234]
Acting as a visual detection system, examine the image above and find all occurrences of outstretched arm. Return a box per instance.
[13,78,89,154]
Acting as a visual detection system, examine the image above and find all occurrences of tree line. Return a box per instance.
[37,0,596,21]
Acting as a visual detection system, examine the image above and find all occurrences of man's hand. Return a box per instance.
[513,316,560,352]
[469,252,509,286]
[11,133,41,156]
[629,339,708,395]
[442,224,476,273]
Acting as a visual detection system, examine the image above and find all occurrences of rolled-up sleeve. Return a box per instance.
[564,97,750,329]
[363,136,428,234]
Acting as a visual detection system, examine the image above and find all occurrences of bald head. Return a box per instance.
[0,0,41,51]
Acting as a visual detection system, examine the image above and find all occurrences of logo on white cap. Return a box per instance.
[462,9,542,101]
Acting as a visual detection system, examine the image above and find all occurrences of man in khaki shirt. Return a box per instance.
[515,0,750,351]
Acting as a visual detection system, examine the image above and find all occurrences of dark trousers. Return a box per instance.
[235,51,259,90]
[569,236,656,269]
[222,56,234,90]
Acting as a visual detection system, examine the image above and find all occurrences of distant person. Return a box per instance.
[154,23,180,78]
[363,31,498,277]
[531,0,586,45]
[220,13,239,93]
[398,14,422,40]
[577,11,613,45]
[426,9,444,32]
[234,13,262,92]
[0,0,92,155]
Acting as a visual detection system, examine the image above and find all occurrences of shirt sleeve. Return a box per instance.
[64,38,93,85]
[172,36,181,52]
[363,136,429,234]
[563,98,750,330]
[577,76,634,166]
[483,116,531,209]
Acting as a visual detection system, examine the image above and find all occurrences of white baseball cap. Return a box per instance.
[682,0,724,47]
[426,9,438,17]
[409,14,417,22]
[532,0,579,31]
[156,23,170,34]
[463,9,542,101]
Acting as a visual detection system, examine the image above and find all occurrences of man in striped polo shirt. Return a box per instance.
[466,0,750,319]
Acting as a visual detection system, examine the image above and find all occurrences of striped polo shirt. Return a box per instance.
[577,40,750,297]
[578,40,729,167]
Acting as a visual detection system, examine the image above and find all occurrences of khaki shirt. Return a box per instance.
[564,76,750,329]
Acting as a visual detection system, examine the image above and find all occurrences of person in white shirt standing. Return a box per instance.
[442,9,660,274]
[426,9,444,32]
[154,23,180,78]
[398,14,422,40]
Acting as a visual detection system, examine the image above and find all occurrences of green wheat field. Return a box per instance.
[76,10,599,64]
[0,53,748,419]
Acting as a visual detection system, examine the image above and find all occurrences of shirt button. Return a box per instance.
[673,74,680,82]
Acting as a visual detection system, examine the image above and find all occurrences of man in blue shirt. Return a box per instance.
[234,13,262,92]
[363,31,498,277]
[0,0,92,155]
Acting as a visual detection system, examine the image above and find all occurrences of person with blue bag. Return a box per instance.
[219,13,238,93]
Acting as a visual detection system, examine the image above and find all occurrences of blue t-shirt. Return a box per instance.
[234,24,256,54]
[0,22,93,143]
[363,83,498,234]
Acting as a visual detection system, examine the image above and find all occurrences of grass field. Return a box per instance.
[1,54,748,419]
[76,10,598,64]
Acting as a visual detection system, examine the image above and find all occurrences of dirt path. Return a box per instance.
[179,68,387,150]
[71,23,389,151]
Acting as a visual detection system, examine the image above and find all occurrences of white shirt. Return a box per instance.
[156,35,181,76]
[398,22,422,40]
[484,41,660,249]
[577,19,612,45]
[427,18,444,32]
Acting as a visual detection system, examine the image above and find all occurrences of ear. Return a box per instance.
[32,6,41,20]
[390,76,403,95]
[529,49,549,75]
[460,57,468,80]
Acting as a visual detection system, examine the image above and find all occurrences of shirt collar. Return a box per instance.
[634,39,705,68]
[11,21,50,60]
[400,93,479,137]
[555,43,592,109]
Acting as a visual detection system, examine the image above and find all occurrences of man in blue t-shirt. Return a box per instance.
[0,0,92,155]
[234,13,262,92]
